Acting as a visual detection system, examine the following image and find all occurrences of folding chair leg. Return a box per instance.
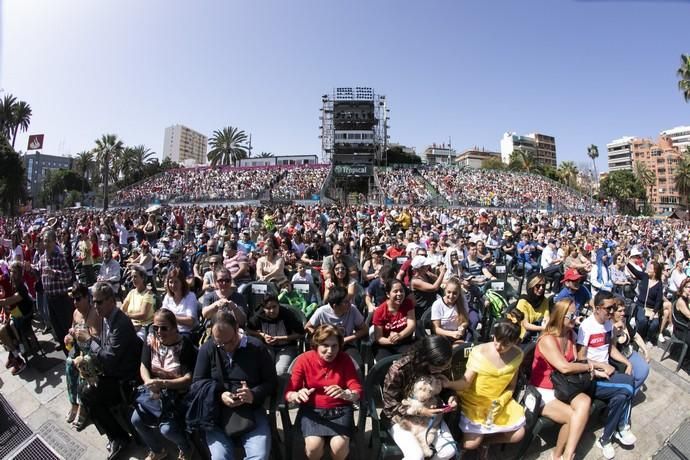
[677,344,688,372]
[660,339,674,362]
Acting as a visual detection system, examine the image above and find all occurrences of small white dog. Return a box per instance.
[399,375,445,457]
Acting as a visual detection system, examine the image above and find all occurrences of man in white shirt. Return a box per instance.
[97,247,121,294]
[577,294,636,459]
[541,239,563,293]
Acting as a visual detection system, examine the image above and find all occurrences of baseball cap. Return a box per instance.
[411,255,431,270]
[563,268,584,282]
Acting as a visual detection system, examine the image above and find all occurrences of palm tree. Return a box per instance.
[0,94,17,140]
[207,127,249,166]
[93,134,124,210]
[678,54,690,103]
[74,150,94,202]
[587,144,599,185]
[509,148,539,174]
[558,161,578,188]
[675,149,690,210]
[10,101,32,149]
[259,152,273,158]
[633,160,656,189]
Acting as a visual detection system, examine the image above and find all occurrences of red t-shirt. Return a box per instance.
[284,350,363,409]
[385,246,406,260]
[372,298,414,337]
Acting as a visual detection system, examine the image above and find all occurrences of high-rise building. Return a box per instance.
[606,136,635,172]
[631,136,685,214]
[660,125,690,152]
[163,125,208,166]
[499,132,557,168]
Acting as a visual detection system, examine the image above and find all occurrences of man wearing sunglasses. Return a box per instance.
[80,282,142,459]
[577,293,636,460]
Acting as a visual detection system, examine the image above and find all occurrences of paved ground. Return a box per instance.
[1,319,690,459]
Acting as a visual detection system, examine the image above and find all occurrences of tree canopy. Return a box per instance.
[599,170,647,215]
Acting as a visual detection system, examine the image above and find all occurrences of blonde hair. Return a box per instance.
[543,299,574,337]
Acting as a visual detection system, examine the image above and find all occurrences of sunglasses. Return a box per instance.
[152,325,170,333]
[93,298,108,305]
[564,312,577,320]
[216,278,231,283]
[535,284,546,289]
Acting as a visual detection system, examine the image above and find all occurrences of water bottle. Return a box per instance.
[484,400,500,429]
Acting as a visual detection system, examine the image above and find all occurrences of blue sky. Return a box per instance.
[1,0,688,170]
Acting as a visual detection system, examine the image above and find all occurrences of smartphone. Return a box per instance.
[440,404,453,413]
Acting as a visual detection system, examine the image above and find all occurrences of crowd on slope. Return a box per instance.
[270,165,329,200]
[376,168,433,204]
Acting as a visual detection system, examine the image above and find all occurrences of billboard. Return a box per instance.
[27,134,44,150]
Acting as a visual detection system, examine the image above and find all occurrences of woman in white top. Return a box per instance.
[256,242,288,285]
[431,277,470,346]
[161,267,198,336]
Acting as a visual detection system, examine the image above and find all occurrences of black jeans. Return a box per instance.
[46,293,74,355]
[81,377,131,441]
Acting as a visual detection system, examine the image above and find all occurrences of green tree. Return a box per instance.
[633,160,656,209]
[93,134,124,210]
[678,53,690,103]
[0,94,17,139]
[39,169,90,208]
[541,165,560,182]
[675,148,690,210]
[385,146,422,164]
[74,150,95,182]
[557,161,579,188]
[481,157,506,170]
[0,94,32,149]
[207,127,249,166]
[258,152,273,158]
[0,136,28,215]
[9,101,32,149]
[600,170,647,215]
[587,144,599,188]
[508,148,539,174]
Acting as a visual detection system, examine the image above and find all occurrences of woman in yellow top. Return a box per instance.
[445,309,526,460]
[121,264,155,340]
[516,274,550,342]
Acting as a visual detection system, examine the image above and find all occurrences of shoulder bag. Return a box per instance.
[549,336,593,403]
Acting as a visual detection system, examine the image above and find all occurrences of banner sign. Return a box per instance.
[333,164,371,176]
[27,134,44,150]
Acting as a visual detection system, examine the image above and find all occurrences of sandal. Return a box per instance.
[144,448,168,460]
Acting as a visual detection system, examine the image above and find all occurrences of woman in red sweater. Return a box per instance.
[530,299,605,460]
[284,324,363,460]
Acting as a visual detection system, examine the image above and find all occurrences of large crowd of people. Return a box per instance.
[112,164,602,216]
[1,201,689,460]
[376,168,432,205]
[420,167,601,212]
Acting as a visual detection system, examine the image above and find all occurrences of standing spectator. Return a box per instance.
[34,229,74,354]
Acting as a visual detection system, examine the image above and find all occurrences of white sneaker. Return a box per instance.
[658,335,666,343]
[615,426,637,446]
[596,439,616,459]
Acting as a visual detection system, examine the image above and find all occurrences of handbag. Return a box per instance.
[551,366,593,403]
[213,347,256,438]
[134,385,163,427]
[548,336,593,403]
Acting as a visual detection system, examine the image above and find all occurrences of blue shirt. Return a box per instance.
[553,285,592,314]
